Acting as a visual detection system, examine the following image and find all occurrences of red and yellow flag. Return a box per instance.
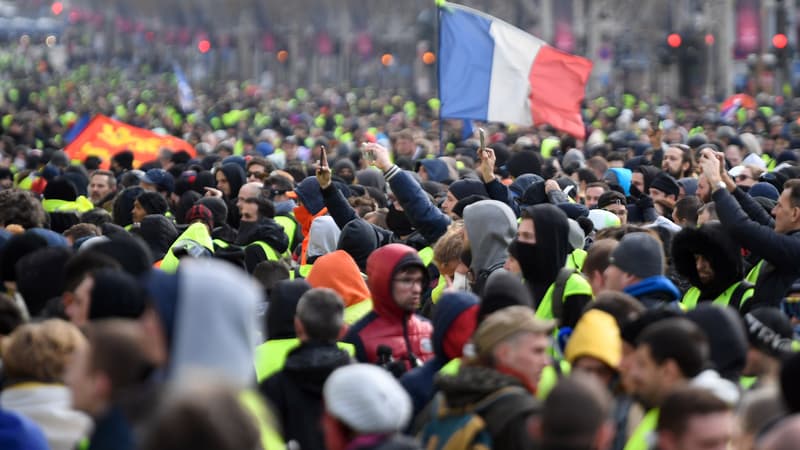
[64,115,195,169]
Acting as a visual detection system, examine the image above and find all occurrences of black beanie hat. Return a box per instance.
[89,268,147,320]
[649,173,680,198]
[478,270,534,323]
[452,194,489,219]
[43,177,78,201]
[196,197,228,228]
[448,179,488,201]
[136,191,169,216]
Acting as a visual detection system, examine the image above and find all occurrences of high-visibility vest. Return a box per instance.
[566,248,587,271]
[253,338,355,382]
[536,359,572,400]
[238,389,287,450]
[746,260,764,284]
[274,215,298,256]
[438,358,462,376]
[344,299,373,325]
[160,223,215,274]
[624,408,659,450]
[535,271,593,321]
[248,241,282,262]
[418,246,434,267]
[681,281,754,310]
[42,196,94,213]
[431,274,447,304]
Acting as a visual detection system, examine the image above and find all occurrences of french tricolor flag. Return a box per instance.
[439,2,593,138]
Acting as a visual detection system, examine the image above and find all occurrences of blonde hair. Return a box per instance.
[433,221,465,269]
[2,319,86,383]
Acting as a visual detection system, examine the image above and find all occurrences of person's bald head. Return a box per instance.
[238,182,263,201]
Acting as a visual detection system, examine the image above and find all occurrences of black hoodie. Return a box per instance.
[131,215,179,262]
[509,204,591,328]
[265,279,311,340]
[259,341,351,450]
[236,218,290,273]
[337,218,382,272]
[219,163,246,228]
[672,223,744,301]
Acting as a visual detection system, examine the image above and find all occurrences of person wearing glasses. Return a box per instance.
[343,243,434,375]
[246,157,275,183]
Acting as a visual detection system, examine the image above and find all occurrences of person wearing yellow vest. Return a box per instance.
[259,288,352,450]
[510,204,593,329]
[235,182,289,273]
[306,250,373,324]
[159,221,215,274]
[672,223,754,311]
[253,280,355,382]
[41,177,96,233]
[624,318,711,450]
[655,387,735,450]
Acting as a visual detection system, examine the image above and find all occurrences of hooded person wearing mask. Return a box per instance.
[509,204,594,329]
[337,218,382,273]
[294,177,330,266]
[344,244,434,375]
[214,163,247,229]
[235,183,290,273]
[399,291,479,416]
[306,250,373,324]
[463,200,517,296]
[672,223,754,311]
[196,197,237,244]
[333,159,357,185]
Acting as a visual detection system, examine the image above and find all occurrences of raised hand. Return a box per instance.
[316,145,332,189]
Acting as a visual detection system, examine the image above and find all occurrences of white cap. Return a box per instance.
[588,209,621,231]
[323,364,412,434]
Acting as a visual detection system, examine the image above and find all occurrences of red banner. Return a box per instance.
[64,115,195,169]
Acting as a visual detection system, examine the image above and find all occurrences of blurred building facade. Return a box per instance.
[7,0,800,101]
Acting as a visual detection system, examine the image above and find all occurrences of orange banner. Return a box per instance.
[64,115,195,169]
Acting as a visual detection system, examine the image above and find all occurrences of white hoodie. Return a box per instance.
[0,383,93,450]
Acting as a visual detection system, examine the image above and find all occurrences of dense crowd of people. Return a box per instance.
[2,63,800,449]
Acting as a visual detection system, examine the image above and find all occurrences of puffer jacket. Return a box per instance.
[344,244,434,372]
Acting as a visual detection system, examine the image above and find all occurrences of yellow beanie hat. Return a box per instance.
[565,309,622,370]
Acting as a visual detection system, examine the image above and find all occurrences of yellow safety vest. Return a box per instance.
[535,272,594,321]
[746,260,764,284]
[42,196,94,213]
[624,408,659,450]
[160,223,215,274]
[566,249,587,271]
[418,246,434,267]
[254,338,355,382]
[681,281,754,310]
[431,274,447,304]
[249,241,282,262]
[274,215,298,257]
[537,360,572,400]
[238,390,286,450]
[344,299,373,325]
[438,358,462,376]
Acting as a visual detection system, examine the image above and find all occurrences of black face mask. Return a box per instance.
[337,170,355,185]
[508,238,559,302]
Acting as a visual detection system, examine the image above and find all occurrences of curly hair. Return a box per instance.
[2,319,86,383]
[0,189,47,229]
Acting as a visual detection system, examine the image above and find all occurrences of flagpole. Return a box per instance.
[436,0,444,157]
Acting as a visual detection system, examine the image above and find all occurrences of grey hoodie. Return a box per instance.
[169,259,261,389]
[307,216,341,259]
[463,200,517,281]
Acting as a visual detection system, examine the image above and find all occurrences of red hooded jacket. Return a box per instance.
[343,244,434,371]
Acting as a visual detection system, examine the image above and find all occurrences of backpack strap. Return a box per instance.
[479,386,540,439]
[730,281,755,310]
[551,267,577,321]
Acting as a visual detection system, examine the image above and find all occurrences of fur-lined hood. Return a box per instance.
[671,223,743,297]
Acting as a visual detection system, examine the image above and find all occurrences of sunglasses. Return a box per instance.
[247,171,267,180]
